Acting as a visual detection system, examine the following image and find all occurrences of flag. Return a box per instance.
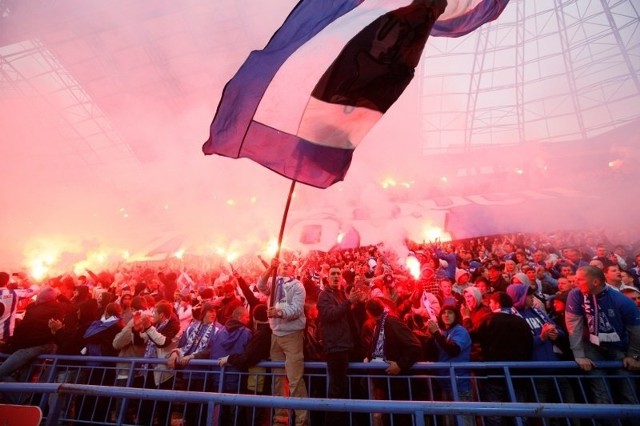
[203,0,511,188]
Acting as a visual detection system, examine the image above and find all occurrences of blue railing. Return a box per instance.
[1,354,639,426]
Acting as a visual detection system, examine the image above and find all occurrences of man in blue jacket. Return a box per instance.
[566,265,640,406]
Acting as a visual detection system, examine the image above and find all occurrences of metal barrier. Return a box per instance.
[1,354,639,426]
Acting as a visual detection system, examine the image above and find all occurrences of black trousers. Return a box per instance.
[325,350,350,426]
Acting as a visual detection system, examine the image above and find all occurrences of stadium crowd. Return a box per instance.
[1,230,640,426]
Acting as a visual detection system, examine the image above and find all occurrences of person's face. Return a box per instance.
[328,268,341,290]
[475,281,489,294]
[525,269,536,282]
[202,309,217,325]
[622,291,640,308]
[505,262,515,272]
[567,274,577,287]
[464,292,477,309]
[488,268,500,278]
[576,270,599,295]
[605,266,621,284]
[121,295,132,308]
[525,293,534,309]
[279,263,295,277]
[564,249,579,262]
[596,246,607,257]
[621,271,634,286]
[557,278,572,293]
[441,309,456,327]
[560,267,572,277]
[152,308,165,324]
[488,298,499,311]
[440,280,452,295]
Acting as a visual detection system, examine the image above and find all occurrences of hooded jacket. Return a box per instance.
[83,316,124,366]
[507,283,566,362]
[461,287,491,361]
[9,299,64,351]
[206,319,252,392]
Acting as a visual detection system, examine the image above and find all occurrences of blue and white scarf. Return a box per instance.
[143,318,169,369]
[583,289,620,345]
[371,311,389,360]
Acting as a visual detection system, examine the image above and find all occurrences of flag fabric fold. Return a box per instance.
[203,0,511,188]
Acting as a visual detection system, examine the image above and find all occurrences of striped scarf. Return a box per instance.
[371,311,389,360]
[583,289,620,345]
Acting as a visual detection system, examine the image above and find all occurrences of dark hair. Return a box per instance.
[437,304,461,329]
[253,304,268,323]
[154,300,173,317]
[474,276,489,285]
[489,291,513,308]
[199,302,217,321]
[131,296,147,311]
[603,264,620,274]
[365,298,386,317]
[104,302,122,318]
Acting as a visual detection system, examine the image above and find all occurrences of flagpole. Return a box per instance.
[269,179,297,306]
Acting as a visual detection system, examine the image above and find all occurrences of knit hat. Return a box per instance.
[463,286,482,307]
[512,272,532,288]
[506,283,529,310]
[469,261,482,272]
[455,269,470,282]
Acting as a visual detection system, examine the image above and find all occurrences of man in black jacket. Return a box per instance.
[365,297,422,426]
[317,265,362,425]
[474,291,533,426]
[0,287,64,403]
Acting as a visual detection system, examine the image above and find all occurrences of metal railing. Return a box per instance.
[1,354,639,426]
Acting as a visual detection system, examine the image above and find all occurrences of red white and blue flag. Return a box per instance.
[203,0,510,188]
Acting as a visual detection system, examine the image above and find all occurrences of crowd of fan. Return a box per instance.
[1,230,640,425]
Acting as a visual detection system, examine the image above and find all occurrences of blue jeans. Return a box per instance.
[583,343,638,405]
